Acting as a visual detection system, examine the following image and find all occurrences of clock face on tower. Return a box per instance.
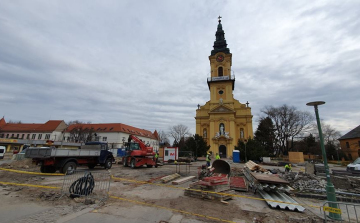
[216,55,224,62]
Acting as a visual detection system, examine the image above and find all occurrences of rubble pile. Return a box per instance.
[230,167,244,176]
[281,172,326,191]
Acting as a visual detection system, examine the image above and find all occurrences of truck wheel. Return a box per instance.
[88,164,96,169]
[130,159,136,169]
[40,165,46,173]
[123,157,128,167]
[104,158,112,169]
[63,162,77,175]
[146,165,153,168]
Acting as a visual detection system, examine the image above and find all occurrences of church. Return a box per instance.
[195,17,253,158]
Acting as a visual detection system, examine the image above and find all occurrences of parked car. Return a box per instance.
[347,157,360,172]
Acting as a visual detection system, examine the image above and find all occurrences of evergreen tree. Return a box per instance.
[234,138,267,162]
[183,134,210,159]
[254,117,275,156]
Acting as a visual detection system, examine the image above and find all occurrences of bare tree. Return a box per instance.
[168,124,191,145]
[8,120,22,124]
[67,120,95,143]
[261,104,314,156]
[310,122,341,145]
[158,130,170,145]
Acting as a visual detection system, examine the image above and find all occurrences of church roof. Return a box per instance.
[211,16,230,56]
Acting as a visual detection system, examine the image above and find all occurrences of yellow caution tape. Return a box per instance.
[0,181,61,189]
[111,175,321,209]
[110,195,237,223]
[323,206,342,214]
[0,168,65,176]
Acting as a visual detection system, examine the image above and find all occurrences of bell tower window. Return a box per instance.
[218,67,223,76]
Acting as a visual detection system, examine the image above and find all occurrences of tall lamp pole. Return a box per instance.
[306,101,341,220]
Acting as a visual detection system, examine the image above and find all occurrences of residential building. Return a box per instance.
[339,125,360,161]
[64,123,159,151]
[0,118,67,152]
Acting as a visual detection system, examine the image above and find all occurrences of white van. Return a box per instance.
[0,146,5,159]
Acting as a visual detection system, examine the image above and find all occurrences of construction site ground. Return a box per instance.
[0,159,336,223]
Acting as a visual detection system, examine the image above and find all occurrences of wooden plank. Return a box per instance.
[172,176,195,185]
[161,173,181,183]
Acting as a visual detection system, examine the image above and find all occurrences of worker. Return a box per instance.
[206,151,212,167]
[284,164,292,173]
[154,152,159,164]
[215,153,220,160]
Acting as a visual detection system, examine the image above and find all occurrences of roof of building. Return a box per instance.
[0,120,64,133]
[339,125,360,140]
[0,117,6,127]
[66,123,156,139]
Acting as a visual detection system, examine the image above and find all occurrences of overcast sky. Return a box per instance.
[1,0,359,137]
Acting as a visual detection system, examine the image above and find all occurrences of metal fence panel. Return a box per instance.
[61,170,111,201]
[323,201,360,222]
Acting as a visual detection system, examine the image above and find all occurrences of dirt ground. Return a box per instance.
[0,159,323,223]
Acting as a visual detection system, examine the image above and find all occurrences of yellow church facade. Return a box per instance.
[195,17,253,158]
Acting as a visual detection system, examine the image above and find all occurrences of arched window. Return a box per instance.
[218,67,223,76]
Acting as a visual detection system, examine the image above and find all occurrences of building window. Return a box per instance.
[16,134,19,138]
[102,137,107,141]
[6,134,9,138]
[27,134,30,139]
[95,136,100,141]
[346,142,350,149]
[21,134,24,139]
[165,150,169,156]
[32,134,36,139]
[11,134,14,138]
[38,134,42,140]
[0,134,4,138]
[45,134,50,140]
[218,67,223,76]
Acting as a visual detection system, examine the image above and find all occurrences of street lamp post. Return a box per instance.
[306,101,341,220]
[244,139,248,163]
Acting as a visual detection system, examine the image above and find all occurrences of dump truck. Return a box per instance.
[25,142,114,174]
[122,135,157,168]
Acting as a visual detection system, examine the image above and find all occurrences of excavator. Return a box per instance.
[122,134,157,168]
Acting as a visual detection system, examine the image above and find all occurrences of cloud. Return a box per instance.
[0,0,359,137]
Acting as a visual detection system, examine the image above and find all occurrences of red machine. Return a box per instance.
[122,135,157,168]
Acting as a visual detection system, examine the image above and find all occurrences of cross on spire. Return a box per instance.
[218,15,222,23]
[246,101,249,107]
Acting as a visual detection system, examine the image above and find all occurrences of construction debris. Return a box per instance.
[161,173,181,183]
[172,176,196,185]
[230,176,248,191]
[245,160,268,172]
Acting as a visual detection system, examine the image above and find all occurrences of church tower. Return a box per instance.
[195,17,253,158]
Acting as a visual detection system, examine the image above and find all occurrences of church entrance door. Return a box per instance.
[219,145,227,158]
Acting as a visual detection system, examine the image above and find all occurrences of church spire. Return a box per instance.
[211,16,230,56]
